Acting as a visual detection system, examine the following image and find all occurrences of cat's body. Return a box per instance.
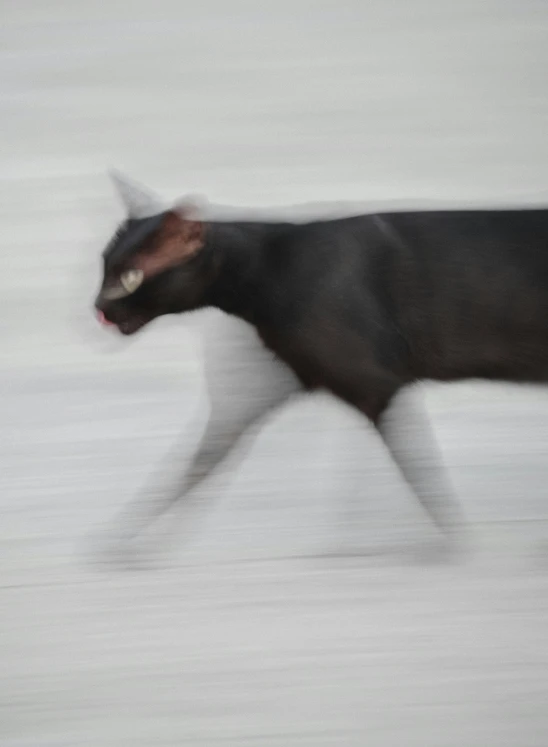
[95,174,548,555]
[202,209,548,404]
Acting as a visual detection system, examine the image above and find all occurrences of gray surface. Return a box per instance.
[3,1,548,745]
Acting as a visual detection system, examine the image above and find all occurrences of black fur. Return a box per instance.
[96,207,548,421]
[95,204,548,545]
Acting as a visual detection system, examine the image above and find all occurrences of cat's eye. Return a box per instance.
[101,268,144,300]
[120,268,144,294]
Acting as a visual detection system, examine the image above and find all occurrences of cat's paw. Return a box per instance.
[408,528,471,566]
[83,530,168,572]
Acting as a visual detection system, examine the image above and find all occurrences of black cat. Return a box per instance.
[95,172,548,553]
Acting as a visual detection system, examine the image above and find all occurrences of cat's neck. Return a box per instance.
[203,220,290,323]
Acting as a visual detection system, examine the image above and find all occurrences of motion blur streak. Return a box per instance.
[2,1,548,745]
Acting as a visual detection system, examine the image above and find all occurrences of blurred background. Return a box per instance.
[3,1,548,744]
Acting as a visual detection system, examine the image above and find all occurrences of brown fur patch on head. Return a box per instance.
[133,205,205,279]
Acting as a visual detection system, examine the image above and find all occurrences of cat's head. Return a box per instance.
[94,172,208,335]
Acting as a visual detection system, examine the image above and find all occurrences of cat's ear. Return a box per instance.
[109,169,166,219]
[132,202,205,278]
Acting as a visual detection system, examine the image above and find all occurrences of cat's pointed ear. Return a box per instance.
[133,201,206,278]
[178,193,209,219]
[109,169,166,219]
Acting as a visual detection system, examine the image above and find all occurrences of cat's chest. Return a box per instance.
[255,324,325,391]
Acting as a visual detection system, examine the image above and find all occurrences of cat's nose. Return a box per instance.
[97,309,114,326]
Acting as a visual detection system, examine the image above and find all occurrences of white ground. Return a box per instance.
[2,1,548,744]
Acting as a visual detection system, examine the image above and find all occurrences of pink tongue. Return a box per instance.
[97,310,114,327]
